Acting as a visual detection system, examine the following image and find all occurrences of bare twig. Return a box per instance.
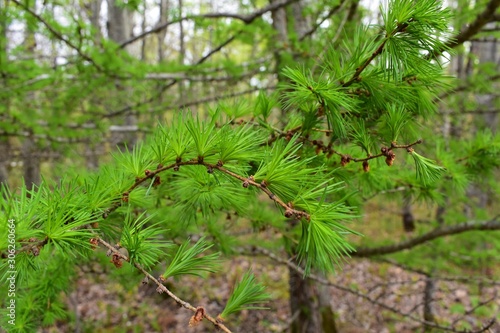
[11,0,102,72]
[428,0,500,59]
[353,216,500,257]
[120,0,298,49]
[97,238,233,333]
[450,294,498,328]
[299,0,347,41]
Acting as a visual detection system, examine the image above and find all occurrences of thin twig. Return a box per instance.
[353,216,500,257]
[97,238,232,333]
[11,0,102,72]
[299,0,347,41]
[428,0,500,59]
[120,0,298,49]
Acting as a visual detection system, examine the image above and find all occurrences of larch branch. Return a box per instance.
[97,238,233,333]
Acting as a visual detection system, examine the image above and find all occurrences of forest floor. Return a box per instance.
[44,252,500,333]
[40,198,500,332]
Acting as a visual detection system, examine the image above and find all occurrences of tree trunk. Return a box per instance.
[87,0,103,41]
[422,274,436,332]
[22,134,40,189]
[289,264,338,333]
[158,0,169,62]
[107,0,137,150]
[22,2,40,189]
[402,195,415,232]
[0,0,10,186]
[289,266,319,333]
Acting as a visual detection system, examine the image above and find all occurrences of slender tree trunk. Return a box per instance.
[88,0,103,41]
[402,194,415,232]
[158,0,169,62]
[178,0,186,104]
[289,266,320,333]
[22,2,40,189]
[464,23,499,215]
[107,0,137,150]
[422,274,436,332]
[318,282,338,333]
[22,133,40,188]
[270,0,288,83]
[0,0,10,185]
[435,204,446,225]
[141,5,147,61]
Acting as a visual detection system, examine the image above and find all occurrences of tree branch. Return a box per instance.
[438,73,500,101]
[449,0,500,46]
[269,122,423,166]
[11,0,102,72]
[119,0,298,49]
[353,217,500,257]
[101,158,310,221]
[428,0,500,59]
[299,0,347,41]
[97,237,232,333]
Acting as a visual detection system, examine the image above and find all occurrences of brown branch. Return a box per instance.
[120,0,298,49]
[11,0,102,72]
[438,72,500,101]
[97,238,232,333]
[353,217,500,257]
[299,0,347,41]
[197,34,238,65]
[208,163,309,220]
[101,156,310,221]
[429,0,500,59]
[379,258,500,286]
[450,294,498,328]
[440,108,500,115]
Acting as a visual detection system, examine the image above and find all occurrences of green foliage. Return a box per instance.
[185,116,219,159]
[298,195,359,274]
[216,124,266,165]
[161,238,221,280]
[112,143,155,178]
[254,91,278,120]
[219,271,271,320]
[280,67,355,138]
[382,105,413,142]
[410,150,446,185]
[120,211,171,268]
[169,167,250,223]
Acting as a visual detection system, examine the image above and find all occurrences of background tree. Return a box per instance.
[1,0,499,332]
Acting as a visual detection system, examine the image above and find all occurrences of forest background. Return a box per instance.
[0,0,499,332]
